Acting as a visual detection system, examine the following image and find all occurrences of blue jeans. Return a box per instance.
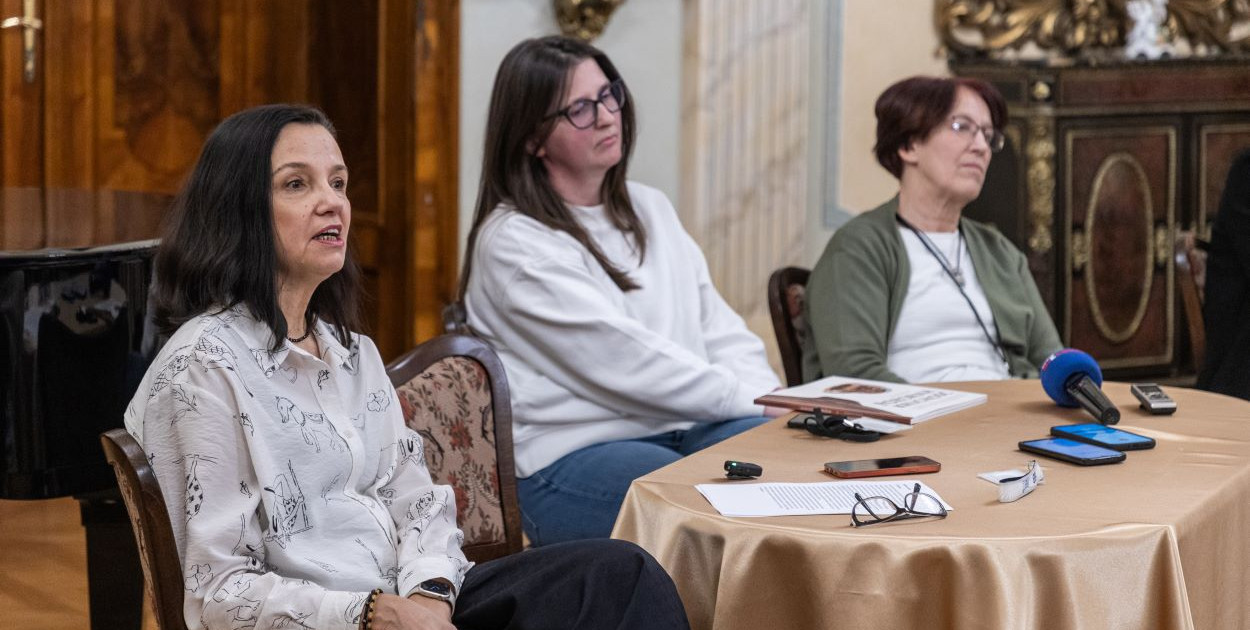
[516,416,770,547]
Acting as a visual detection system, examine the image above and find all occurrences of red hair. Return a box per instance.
[873,76,1007,179]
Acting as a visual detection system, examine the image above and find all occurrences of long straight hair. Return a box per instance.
[460,35,644,299]
[153,104,362,351]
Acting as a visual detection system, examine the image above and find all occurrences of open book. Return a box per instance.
[755,375,986,425]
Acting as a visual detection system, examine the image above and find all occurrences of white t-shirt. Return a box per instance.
[887,227,1011,383]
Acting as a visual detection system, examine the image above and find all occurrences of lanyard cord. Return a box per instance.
[895,214,1011,373]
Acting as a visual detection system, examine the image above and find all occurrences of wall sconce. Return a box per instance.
[554,0,625,41]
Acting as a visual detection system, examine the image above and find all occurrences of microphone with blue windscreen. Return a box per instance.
[1040,349,1121,425]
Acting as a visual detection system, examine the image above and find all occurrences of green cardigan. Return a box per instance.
[800,196,1061,383]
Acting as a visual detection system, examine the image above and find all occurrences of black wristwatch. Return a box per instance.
[414,579,453,602]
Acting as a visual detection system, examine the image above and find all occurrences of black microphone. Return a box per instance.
[1040,349,1121,425]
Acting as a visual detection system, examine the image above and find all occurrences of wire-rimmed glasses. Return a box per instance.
[546,79,627,129]
[948,115,1005,153]
[850,482,948,527]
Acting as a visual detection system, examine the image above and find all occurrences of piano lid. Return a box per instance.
[1,240,160,499]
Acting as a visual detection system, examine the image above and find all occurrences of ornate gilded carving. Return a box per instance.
[1026,117,1056,254]
[1166,0,1250,52]
[1071,230,1088,272]
[1084,152,1154,344]
[1154,223,1170,268]
[936,0,1250,56]
[554,0,626,41]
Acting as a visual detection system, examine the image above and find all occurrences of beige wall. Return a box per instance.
[806,0,949,263]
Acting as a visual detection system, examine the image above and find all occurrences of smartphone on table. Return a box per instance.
[824,455,940,479]
[1018,438,1126,466]
[1050,423,1156,451]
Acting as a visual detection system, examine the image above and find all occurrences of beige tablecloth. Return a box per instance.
[612,382,1250,630]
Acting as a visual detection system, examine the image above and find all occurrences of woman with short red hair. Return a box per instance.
[801,76,1061,384]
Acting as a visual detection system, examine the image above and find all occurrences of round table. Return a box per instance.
[612,381,1250,630]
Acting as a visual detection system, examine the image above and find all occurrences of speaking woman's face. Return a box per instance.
[270,123,351,290]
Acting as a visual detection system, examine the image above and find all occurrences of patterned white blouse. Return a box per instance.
[125,306,470,630]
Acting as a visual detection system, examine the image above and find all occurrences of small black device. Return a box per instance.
[1018,437,1126,466]
[1130,383,1177,415]
[1050,423,1156,451]
[785,412,881,442]
[724,460,763,479]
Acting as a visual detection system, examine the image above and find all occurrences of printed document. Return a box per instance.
[695,480,952,517]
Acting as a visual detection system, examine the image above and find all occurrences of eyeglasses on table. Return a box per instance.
[850,482,948,527]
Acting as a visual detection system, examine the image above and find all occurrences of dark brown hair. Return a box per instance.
[153,104,362,351]
[873,76,1007,179]
[460,35,643,297]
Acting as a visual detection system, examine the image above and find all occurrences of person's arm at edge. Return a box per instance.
[807,227,907,383]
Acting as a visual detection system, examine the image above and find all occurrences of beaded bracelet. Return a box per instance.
[360,588,383,630]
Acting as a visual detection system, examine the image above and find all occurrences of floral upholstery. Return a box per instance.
[393,356,505,550]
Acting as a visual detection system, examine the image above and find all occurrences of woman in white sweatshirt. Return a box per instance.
[461,36,781,546]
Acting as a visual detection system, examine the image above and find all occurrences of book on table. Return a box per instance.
[755,375,987,425]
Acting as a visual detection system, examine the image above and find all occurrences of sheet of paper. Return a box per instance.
[695,480,952,517]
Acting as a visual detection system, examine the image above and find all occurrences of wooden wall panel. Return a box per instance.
[1064,125,1176,370]
[1197,120,1250,237]
[0,0,43,250]
[412,0,460,345]
[1,0,459,359]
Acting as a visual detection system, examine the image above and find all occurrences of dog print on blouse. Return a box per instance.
[126,306,469,630]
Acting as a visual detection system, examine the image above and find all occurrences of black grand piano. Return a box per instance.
[1,240,160,629]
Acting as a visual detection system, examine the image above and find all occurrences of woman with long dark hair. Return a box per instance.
[127,104,689,630]
[462,36,781,546]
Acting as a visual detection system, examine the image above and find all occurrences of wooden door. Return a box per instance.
[0,0,42,250]
[0,0,458,358]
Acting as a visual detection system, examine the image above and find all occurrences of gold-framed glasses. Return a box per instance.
[949,115,1005,152]
[850,482,948,527]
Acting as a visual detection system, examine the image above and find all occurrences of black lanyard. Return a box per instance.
[895,214,1011,373]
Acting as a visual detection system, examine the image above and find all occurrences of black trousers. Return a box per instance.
[452,539,690,630]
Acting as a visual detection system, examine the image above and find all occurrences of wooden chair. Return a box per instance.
[1175,231,1210,372]
[100,428,188,630]
[768,266,811,386]
[387,334,524,563]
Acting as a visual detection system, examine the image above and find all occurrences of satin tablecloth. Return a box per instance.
[612,381,1250,630]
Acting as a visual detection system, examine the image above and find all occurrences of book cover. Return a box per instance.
[755,375,986,424]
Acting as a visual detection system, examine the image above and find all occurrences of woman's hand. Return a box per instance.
[369,593,454,630]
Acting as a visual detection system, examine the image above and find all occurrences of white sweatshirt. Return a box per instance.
[466,182,780,477]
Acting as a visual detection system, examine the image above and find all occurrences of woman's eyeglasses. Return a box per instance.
[948,115,1005,153]
[547,80,627,130]
[850,482,948,527]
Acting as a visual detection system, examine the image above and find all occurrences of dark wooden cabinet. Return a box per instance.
[954,60,1250,378]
